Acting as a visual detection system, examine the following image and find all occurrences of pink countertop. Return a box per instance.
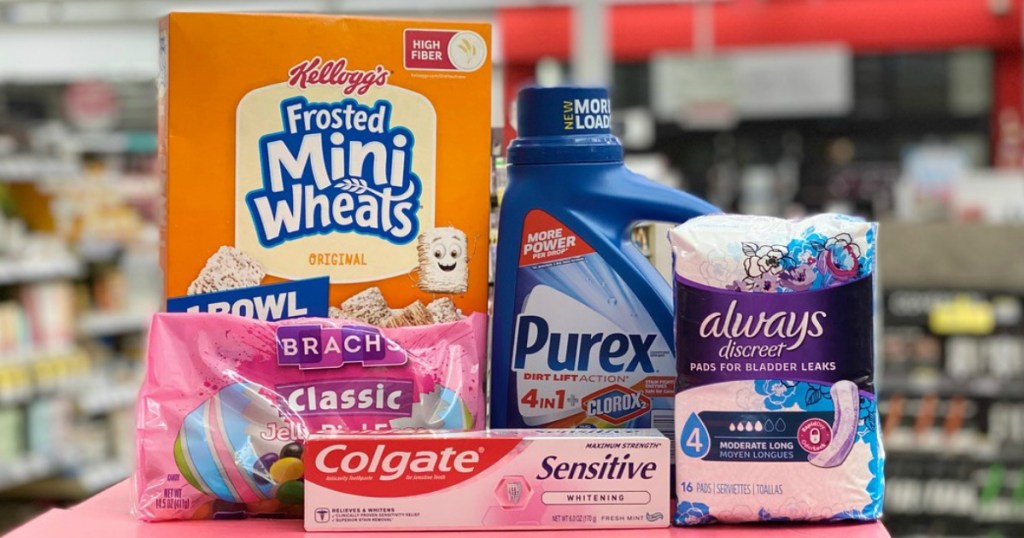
[8,481,890,537]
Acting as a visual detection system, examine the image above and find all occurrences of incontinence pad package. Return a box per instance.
[133,312,485,521]
[669,214,883,525]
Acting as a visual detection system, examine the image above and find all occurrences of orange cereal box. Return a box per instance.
[159,13,491,324]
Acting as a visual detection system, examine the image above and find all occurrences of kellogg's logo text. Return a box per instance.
[287,57,390,94]
[245,96,422,248]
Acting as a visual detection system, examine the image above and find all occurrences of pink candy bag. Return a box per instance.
[133,312,485,521]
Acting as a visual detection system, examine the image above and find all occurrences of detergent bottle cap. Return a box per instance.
[508,86,623,165]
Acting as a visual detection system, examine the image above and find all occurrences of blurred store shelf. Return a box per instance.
[886,446,1024,465]
[1,460,131,502]
[882,376,1024,399]
[76,311,150,338]
[76,382,138,416]
[0,455,61,493]
[69,132,157,155]
[75,239,123,264]
[0,389,34,407]
[106,175,160,202]
[879,221,1024,292]
[0,259,82,286]
[1,345,79,366]
[0,158,79,183]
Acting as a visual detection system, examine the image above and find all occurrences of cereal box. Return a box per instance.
[159,13,491,322]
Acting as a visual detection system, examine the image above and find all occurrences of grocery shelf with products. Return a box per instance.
[2,1,1024,537]
[875,224,1024,538]
[499,0,1024,533]
[0,79,159,528]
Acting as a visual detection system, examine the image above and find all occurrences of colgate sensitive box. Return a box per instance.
[303,429,670,531]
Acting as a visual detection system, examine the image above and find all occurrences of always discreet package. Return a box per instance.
[133,312,485,521]
[669,214,884,525]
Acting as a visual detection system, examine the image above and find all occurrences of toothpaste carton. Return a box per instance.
[159,13,491,323]
[303,429,670,531]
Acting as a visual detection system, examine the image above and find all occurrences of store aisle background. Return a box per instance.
[1,1,1023,537]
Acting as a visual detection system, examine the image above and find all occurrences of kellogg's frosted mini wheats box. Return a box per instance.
[159,13,491,322]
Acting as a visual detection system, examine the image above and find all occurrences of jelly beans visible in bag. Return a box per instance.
[133,312,485,521]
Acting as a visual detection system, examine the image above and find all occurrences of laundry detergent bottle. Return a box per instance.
[490,86,719,434]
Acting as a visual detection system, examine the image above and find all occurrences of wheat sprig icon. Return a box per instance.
[336,178,370,194]
[457,38,477,59]
[335,178,417,201]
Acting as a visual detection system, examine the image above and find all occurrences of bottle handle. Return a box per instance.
[620,170,720,225]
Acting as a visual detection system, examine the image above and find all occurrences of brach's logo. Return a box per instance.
[287,57,390,94]
[277,324,408,369]
[306,438,521,496]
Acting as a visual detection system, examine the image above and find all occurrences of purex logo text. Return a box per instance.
[512,315,656,373]
[245,96,421,248]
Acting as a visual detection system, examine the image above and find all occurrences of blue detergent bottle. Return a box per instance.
[490,86,719,434]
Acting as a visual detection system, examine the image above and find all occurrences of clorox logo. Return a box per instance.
[581,385,651,425]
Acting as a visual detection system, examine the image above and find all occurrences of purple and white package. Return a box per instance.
[669,214,884,525]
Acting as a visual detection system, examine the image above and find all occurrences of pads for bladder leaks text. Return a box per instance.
[669,214,884,525]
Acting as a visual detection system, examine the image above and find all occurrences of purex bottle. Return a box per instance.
[490,86,718,435]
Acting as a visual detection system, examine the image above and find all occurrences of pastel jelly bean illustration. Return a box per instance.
[269,457,304,483]
[276,480,305,505]
[280,441,303,459]
[174,383,287,503]
[253,453,279,486]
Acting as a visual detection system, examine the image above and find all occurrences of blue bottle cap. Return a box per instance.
[508,86,623,165]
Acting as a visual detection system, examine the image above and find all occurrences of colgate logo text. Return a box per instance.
[315,443,481,481]
[306,438,521,496]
